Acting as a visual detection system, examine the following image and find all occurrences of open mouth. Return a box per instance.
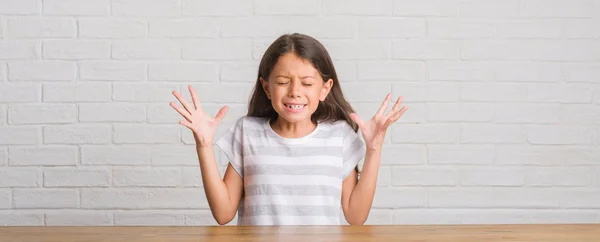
[284,104,307,113]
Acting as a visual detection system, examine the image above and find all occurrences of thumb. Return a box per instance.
[349,113,364,130]
[214,106,229,123]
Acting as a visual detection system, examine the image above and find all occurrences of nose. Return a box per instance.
[288,81,301,98]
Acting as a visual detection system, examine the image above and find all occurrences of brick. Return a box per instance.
[393,83,459,102]
[595,84,600,104]
[114,211,185,225]
[150,18,219,38]
[352,102,424,124]
[495,20,562,39]
[363,209,393,225]
[393,0,457,17]
[392,124,459,144]
[565,63,600,83]
[332,61,358,82]
[527,125,594,145]
[183,39,252,60]
[0,127,40,145]
[392,40,458,60]
[561,190,600,208]
[526,167,591,187]
[460,124,526,144]
[358,18,425,38]
[43,83,111,102]
[13,189,78,208]
[342,83,391,102]
[358,61,425,81]
[0,40,38,59]
[8,61,77,81]
[460,168,525,186]
[496,145,600,166]
[0,168,40,187]
[182,0,252,16]
[149,62,218,81]
[459,0,520,18]
[0,0,40,14]
[523,0,594,18]
[0,189,9,208]
[9,146,77,166]
[188,83,254,103]
[113,84,178,102]
[81,145,150,165]
[289,17,355,39]
[322,40,391,60]
[392,167,456,186]
[79,103,145,122]
[151,145,198,166]
[219,62,259,82]
[46,210,113,226]
[460,83,527,102]
[81,188,208,209]
[43,40,110,59]
[113,124,180,144]
[147,103,182,124]
[0,147,6,166]
[426,103,494,122]
[372,188,427,208]
[185,210,220,225]
[560,105,600,125]
[376,166,392,187]
[43,0,110,15]
[43,125,111,144]
[494,62,563,82]
[428,145,494,164]
[113,168,181,187]
[8,104,77,124]
[461,40,599,61]
[494,104,561,124]
[322,0,392,15]
[427,61,493,81]
[527,83,592,104]
[563,20,600,39]
[79,18,147,38]
[0,105,6,126]
[44,168,110,187]
[80,61,146,81]
[427,20,494,39]
[0,211,44,226]
[112,40,180,60]
[252,39,275,60]
[7,18,75,38]
[221,17,289,38]
[182,167,203,187]
[254,0,320,15]
[112,0,180,17]
[428,188,561,208]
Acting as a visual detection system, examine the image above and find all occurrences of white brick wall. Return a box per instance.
[0,0,599,226]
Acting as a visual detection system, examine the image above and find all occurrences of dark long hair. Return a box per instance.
[246,33,359,132]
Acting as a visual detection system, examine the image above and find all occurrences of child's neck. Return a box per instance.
[270,118,317,139]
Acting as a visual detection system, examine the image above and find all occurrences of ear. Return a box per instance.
[260,77,270,99]
[320,78,333,101]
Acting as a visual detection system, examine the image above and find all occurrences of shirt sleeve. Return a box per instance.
[215,117,244,177]
[342,123,366,179]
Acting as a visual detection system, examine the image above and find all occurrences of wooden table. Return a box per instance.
[1,224,599,242]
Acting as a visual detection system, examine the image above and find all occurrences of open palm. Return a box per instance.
[349,93,407,151]
[170,85,228,147]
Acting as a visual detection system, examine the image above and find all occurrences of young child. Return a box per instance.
[170,33,407,226]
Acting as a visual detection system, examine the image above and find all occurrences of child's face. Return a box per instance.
[260,53,333,124]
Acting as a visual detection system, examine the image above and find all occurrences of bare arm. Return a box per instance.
[341,148,380,225]
[170,85,243,225]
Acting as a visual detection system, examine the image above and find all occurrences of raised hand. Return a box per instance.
[349,93,407,151]
[170,85,228,147]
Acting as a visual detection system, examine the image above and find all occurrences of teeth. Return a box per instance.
[286,104,304,109]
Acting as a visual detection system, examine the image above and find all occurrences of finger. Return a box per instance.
[376,93,392,117]
[214,106,229,123]
[178,119,194,130]
[349,113,364,130]
[384,106,408,127]
[170,102,193,122]
[172,90,195,115]
[188,85,202,111]
[390,96,404,113]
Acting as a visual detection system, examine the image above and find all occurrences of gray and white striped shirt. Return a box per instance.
[216,116,365,225]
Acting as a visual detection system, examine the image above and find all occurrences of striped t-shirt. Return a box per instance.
[215,116,366,225]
